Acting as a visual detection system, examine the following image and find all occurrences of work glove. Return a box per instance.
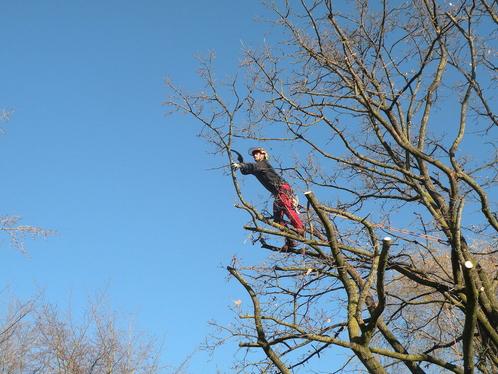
[231,162,241,169]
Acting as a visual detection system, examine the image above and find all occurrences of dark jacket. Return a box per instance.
[240,160,287,195]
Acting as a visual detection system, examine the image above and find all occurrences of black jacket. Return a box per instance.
[240,160,287,195]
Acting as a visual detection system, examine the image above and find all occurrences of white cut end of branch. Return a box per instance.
[383,237,392,242]
[464,260,473,269]
[303,191,312,195]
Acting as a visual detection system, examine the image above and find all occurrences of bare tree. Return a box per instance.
[0,297,162,373]
[0,110,52,253]
[1,112,163,373]
[166,0,497,373]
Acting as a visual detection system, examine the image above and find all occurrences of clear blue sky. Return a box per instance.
[2,1,496,373]
[0,1,282,372]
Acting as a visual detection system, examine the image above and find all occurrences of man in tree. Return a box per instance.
[167,1,498,369]
[232,147,304,248]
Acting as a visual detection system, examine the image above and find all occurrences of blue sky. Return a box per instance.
[3,2,495,373]
[0,1,282,372]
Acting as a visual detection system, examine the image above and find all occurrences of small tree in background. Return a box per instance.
[167,0,497,372]
[0,297,162,373]
[1,109,53,252]
[0,112,162,373]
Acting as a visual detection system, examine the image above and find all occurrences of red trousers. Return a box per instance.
[273,183,304,232]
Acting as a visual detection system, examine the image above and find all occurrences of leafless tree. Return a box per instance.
[0,113,174,374]
[0,215,53,254]
[166,0,497,373]
[0,110,53,253]
[0,296,162,373]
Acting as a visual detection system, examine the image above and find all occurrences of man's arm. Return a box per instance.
[232,162,257,175]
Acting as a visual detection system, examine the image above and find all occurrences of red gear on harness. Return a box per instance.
[273,183,304,232]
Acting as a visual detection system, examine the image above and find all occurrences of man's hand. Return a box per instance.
[231,162,241,170]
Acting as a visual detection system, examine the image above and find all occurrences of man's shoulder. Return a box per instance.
[257,160,273,167]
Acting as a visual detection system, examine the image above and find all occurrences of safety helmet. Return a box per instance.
[249,147,269,160]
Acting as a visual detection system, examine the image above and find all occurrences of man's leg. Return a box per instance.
[273,199,285,224]
[276,185,304,250]
[273,196,296,250]
[277,189,304,233]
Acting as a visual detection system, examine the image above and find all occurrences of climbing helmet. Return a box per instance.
[249,147,269,160]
